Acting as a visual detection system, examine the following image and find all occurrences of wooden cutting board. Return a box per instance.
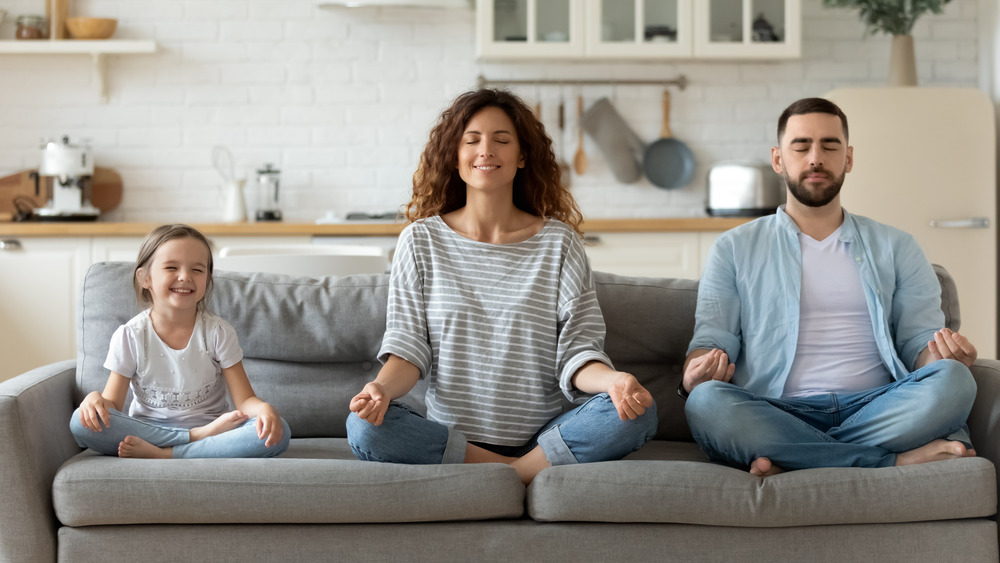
[0,167,123,217]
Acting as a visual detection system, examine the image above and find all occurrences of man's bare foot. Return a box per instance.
[896,439,973,466]
[119,436,172,459]
[749,457,785,477]
[189,410,249,442]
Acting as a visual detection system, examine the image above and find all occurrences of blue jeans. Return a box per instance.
[346,393,658,465]
[684,359,976,470]
[69,408,291,459]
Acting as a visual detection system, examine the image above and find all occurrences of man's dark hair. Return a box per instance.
[777,98,849,144]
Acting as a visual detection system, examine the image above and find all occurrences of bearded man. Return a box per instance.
[680,98,978,476]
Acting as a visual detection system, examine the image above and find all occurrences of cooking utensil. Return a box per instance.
[557,98,571,188]
[643,90,695,189]
[573,95,587,175]
[580,97,643,184]
[0,167,123,218]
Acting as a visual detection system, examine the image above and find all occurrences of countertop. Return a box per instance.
[0,217,751,237]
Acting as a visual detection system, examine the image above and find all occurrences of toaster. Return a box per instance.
[706,161,785,217]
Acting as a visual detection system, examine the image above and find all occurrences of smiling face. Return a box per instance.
[772,112,853,209]
[457,106,525,195]
[138,236,211,315]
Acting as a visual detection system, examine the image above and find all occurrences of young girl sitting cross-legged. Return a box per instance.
[70,223,290,459]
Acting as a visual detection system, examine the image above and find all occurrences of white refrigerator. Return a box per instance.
[827,87,997,358]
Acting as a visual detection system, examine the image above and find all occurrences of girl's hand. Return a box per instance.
[79,391,116,432]
[350,382,390,426]
[607,373,654,421]
[254,403,284,448]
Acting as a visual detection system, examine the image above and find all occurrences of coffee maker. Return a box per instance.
[34,136,100,221]
[254,163,282,222]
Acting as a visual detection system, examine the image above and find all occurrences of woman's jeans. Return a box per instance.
[69,408,291,459]
[346,393,658,465]
[684,359,977,470]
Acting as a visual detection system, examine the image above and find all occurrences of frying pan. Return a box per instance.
[643,90,695,189]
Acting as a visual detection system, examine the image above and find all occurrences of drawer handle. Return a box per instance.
[0,240,23,251]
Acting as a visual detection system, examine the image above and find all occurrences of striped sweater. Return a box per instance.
[378,215,613,446]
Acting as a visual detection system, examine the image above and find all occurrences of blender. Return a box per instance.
[254,163,282,222]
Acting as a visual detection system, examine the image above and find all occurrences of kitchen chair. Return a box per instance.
[215,244,390,277]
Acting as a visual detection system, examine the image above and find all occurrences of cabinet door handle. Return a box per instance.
[0,239,23,251]
[583,235,602,245]
[929,217,990,229]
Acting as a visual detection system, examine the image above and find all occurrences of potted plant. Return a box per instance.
[822,0,953,86]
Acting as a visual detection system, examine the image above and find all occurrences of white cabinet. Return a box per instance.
[476,0,799,60]
[585,232,716,279]
[0,238,90,382]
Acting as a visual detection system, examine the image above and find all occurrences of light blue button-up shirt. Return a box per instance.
[688,206,943,398]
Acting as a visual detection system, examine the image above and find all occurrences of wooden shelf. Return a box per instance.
[0,40,158,102]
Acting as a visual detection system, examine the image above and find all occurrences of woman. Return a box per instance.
[346,89,656,484]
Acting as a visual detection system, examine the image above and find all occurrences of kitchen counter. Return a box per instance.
[0,217,751,237]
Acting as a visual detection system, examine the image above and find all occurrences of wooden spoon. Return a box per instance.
[573,95,587,175]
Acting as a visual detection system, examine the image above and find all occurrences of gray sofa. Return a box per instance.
[2,261,998,562]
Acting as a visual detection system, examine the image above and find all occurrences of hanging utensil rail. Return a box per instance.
[476,74,688,90]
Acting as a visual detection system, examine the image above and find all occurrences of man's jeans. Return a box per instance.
[684,359,976,470]
[70,408,291,458]
[346,393,658,466]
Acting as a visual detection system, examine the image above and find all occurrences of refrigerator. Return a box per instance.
[827,87,997,358]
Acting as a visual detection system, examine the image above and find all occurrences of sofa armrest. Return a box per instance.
[0,360,81,563]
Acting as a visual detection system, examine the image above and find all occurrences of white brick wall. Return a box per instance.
[0,0,986,222]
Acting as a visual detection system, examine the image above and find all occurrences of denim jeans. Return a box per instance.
[684,359,977,470]
[346,393,658,465]
[69,408,290,459]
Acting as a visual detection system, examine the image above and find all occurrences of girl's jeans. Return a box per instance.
[70,408,290,458]
[346,393,658,465]
[684,359,977,470]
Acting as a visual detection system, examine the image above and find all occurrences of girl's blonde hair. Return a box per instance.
[133,224,214,310]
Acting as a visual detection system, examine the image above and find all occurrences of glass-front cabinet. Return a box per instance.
[693,0,800,58]
[476,0,799,60]
[476,0,586,59]
[585,0,692,58]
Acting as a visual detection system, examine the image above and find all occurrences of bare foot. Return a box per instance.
[895,439,972,466]
[119,436,172,459]
[749,457,785,477]
[189,410,249,442]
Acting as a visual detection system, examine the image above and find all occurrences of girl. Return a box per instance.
[70,224,289,459]
[346,89,657,484]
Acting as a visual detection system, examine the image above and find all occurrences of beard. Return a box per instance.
[782,166,846,208]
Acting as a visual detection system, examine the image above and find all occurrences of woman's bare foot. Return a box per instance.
[896,439,973,466]
[119,436,172,459]
[189,410,249,442]
[750,457,785,477]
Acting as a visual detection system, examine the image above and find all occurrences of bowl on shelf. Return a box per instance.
[65,17,118,40]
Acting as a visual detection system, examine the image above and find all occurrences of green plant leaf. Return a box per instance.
[821,0,952,36]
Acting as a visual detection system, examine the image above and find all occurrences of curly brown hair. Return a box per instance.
[405,89,584,236]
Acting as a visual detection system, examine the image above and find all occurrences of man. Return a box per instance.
[682,97,978,477]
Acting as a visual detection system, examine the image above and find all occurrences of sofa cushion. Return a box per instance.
[528,443,995,526]
[53,438,524,527]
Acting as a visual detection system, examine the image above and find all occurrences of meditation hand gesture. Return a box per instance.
[350,381,390,426]
[682,348,735,395]
[608,373,654,421]
[78,391,117,432]
[927,328,978,368]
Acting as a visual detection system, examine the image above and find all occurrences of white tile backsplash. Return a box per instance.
[0,0,985,223]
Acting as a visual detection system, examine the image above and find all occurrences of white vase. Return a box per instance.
[888,34,918,87]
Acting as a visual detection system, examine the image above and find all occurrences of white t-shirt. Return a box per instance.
[104,309,244,428]
[782,228,893,398]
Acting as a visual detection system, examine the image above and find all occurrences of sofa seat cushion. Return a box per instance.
[529,441,996,526]
[53,438,524,527]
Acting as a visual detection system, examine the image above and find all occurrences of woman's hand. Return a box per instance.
[78,391,116,432]
[254,403,284,447]
[350,381,390,426]
[607,372,654,421]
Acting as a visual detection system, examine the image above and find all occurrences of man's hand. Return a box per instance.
[607,372,654,421]
[682,348,735,394]
[350,381,390,426]
[926,328,978,368]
